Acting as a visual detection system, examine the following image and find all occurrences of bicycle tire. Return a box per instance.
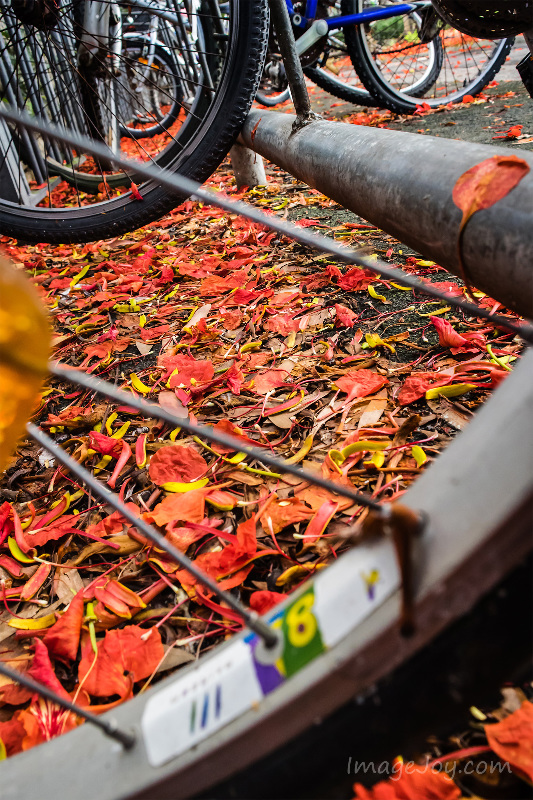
[304,17,440,106]
[343,0,514,114]
[255,88,291,106]
[0,0,269,244]
[296,4,437,109]
[304,62,376,105]
[303,0,378,106]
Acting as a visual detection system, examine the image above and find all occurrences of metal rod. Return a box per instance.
[27,423,279,649]
[268,0,316,121]
[0,661,135,749]
[50,365,384,512]
[240,110,533,321]
[0,106,530,342]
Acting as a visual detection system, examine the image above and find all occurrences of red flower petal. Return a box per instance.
[485,701,533,782]
[249,590,287,615]
[148,444,207,486]
[43,589,85,663]
[335,303,358,327]
[398,372,451,405]
[335,370,388,402]
[78,626,164,698]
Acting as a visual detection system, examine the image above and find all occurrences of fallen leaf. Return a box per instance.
[334,370,389,403]
[398,372,451,405]
[42,590,85,662]
[452,155,529,293]
[130,182,143,201]
[249,590,287,614]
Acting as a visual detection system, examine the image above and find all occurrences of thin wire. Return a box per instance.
[51,365,385,512]
[0,660,135,748]
[0,106,530,342]
[27,422,279,648]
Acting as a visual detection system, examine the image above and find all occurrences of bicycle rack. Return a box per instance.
[239,110,533,320]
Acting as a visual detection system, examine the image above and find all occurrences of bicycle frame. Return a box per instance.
[286,0,431,31]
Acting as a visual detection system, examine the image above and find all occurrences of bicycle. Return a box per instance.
[0,0,270,243]
[256,0,515,114]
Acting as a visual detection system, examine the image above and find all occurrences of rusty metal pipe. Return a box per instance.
[240,110,533,319]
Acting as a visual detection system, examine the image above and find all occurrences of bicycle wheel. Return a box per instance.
[255,87,291,105]
[285,0,375,105]
[0,0,269,243]
[118,38,184,140]
[343,0,514,114]
[2,346,531,799]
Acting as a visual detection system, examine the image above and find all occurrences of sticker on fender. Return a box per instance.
[141,538,400,766]
[142,639,263,767]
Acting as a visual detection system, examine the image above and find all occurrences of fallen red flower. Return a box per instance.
[249,590,287,614]
[398,372,451,405]
[430,316,485,354]
[485,700,533,782]
[78,625,164,698]
[335,303,358,327]
[334,370,389,403]
[43,589,85,663]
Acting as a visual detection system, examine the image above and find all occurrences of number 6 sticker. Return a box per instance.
[278,587,325,678]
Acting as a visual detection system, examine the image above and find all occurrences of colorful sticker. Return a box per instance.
[246,612,285,695]
[279,586,324,677]
[142,639,262,767]
[141,539,400,766]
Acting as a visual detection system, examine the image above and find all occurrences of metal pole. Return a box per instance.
[229,144,267,189]
[239,110,533,320]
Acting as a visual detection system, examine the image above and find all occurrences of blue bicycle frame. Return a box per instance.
[285,0,423,30]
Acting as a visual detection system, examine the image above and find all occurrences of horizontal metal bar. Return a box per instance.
[1,106,530,343]
[0,661,135,749]
[240,110,533,322]
[27,423,279,649]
